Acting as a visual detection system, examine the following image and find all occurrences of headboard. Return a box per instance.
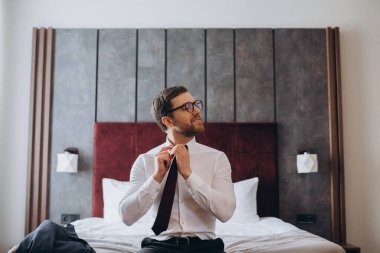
[93,122,278,218]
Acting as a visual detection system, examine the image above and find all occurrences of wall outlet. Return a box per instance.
[61,213,80,224]
[297,214,316,224]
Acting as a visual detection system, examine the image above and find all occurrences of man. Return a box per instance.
[119,86,236,253]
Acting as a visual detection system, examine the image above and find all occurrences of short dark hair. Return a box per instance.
[151,86,188,131]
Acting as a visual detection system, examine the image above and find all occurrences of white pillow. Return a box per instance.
[102,178,149,223]
[228,177,260,223]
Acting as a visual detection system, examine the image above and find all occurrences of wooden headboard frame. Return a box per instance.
[93,122,278,218]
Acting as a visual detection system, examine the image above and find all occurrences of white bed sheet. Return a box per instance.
[72,217,344,253]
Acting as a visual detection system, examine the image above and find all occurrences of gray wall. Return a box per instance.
[275,29,330,238]
[50,28,331,239]
[50,29,96,223]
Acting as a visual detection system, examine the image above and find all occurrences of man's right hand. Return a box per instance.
[153,146,173,183]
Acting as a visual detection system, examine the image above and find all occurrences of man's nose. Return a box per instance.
[193,105,201,114]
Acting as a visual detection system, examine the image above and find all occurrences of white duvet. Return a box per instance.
[72,217,344,253]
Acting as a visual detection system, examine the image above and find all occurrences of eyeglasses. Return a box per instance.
[165,100,203,115]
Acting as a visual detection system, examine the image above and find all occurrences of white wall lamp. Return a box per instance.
[297,152,318,173]
[57,147,79,173]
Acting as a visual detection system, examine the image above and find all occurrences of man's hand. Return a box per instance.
[153,146,173,183]
[170,144,192,180]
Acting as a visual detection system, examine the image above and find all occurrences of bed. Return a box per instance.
[73,122,343,253]
[9,122,344,253]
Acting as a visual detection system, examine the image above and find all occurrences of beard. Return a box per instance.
[173,117,205,137]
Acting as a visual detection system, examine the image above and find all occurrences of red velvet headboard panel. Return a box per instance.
[93,122,278,218]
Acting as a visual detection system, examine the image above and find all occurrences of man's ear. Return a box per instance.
[161,116,173,128]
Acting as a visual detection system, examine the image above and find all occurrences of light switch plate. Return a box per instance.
[297,214,316,224]
[61,213,80,224]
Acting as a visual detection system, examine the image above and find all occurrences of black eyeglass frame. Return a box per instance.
[164,100,203,115]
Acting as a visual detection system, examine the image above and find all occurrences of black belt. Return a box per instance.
[164,236,202,247]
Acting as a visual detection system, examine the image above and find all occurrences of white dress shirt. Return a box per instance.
[119,137,236,240]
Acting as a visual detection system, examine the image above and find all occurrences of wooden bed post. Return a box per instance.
[326,27,346,244]
[25,28,53,234]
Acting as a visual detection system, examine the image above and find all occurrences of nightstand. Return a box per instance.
[340,243,360,253]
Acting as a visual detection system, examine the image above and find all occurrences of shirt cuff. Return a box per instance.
[184,172,204,195]
[141,176,162,197]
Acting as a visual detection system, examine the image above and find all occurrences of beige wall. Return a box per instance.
[0,1,4,142]
[1,0,379,252]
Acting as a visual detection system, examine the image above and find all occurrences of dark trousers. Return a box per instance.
[16,220,95,253]
[138,236,225,253]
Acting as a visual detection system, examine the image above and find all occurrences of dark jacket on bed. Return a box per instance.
[16,220,95,253]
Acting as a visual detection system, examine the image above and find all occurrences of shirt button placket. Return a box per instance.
[178,182,185,231]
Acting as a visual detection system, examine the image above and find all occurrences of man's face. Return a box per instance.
[167,92,204,137]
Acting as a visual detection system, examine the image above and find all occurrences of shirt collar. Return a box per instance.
[165,137,197,150]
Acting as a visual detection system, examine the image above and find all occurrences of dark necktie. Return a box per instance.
[152,145,187,235]
[151,157,178,235]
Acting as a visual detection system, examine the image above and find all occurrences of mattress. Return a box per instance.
[72,217,345,253]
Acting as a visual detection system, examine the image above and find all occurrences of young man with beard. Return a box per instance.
[119,86,236,253]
